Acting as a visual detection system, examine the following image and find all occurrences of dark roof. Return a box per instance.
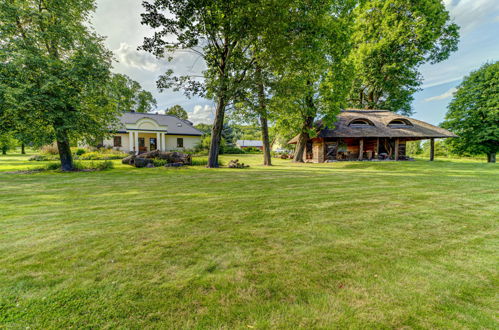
[117,112,203,136]
[236,140,263,147]
[289,109,457,143]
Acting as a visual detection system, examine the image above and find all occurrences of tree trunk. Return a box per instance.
[207,97,226,168]
[430,138,435,161]
[487,152,496,163]
[21,143,25,154]
[1,147,6,155]
[55,129,74,171]
[260,113,272,166]
[293,116,314,163]
[256,67,271,166]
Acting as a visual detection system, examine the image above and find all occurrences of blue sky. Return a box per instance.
[93,0,499,125]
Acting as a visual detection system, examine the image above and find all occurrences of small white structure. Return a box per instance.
[236,140,263,150]
[102,112,203,154]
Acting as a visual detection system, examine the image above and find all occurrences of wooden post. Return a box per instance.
[430,138,435,161]
[394,138,399,160]
[359,138,364,160]
[376,137,380,159]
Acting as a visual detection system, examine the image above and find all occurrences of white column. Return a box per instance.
[134,131,139,155]
[129,131,134,154]
[156,132,161,150]
[162,133,167,151]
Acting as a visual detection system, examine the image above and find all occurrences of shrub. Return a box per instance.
[221,146,245,154]
[29,154,59,161]
[44,162,61,170]
[40,144,59,155]
[78,151,128,160]
[75,148,86,156]
[152,159,167,167]
[243,147,262,153]
[73,161,114,171]
[191,158,208,166]
[191,157,224,166]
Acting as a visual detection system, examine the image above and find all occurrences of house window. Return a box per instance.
[388,119,413,127]
[177,138,184,148]
[113,136,122,147]
[349,118,375,127]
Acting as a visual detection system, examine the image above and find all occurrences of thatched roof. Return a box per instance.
[288,109,457,144]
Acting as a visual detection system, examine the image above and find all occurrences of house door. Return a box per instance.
[150,138,157,151]
[138,137,147,154]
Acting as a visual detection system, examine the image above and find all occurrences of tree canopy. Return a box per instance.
[109,74,157,113]
[348,0,459,114]
[442,62,499,163]
[142,0,285,167]
[165,105,188,120]
[0,0,118,170]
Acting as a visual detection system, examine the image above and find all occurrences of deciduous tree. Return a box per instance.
[272,0,355,162]
[110,74,157,113]
[165,105,188,120]
[141,0,262,167]
[442,62,499,163]
[348,0,459,114]
[0,0,118,171]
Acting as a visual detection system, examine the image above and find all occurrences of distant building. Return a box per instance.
[236,140,263,150]
[288,109,456,162]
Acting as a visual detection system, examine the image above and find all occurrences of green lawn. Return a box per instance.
[0,152,498,328]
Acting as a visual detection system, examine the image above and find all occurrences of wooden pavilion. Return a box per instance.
[288,109,457,163]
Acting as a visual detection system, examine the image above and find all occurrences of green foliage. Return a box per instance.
[42,160,115,171]
[421,139,453,158]
[221,146,245,154]
[241,147,262,154]
[77,151,128,160]
[43,162,62,171]
[152,159,168,167]
[75,148,87,156]
[29,154,59,162]
[406,141,423,156]
[0,0,120,170]
[0,132,17,155]
[165,105,188,120]
[109,74,157,113]
[195,136,227,153]
[194,124,212,135]
[348,0,459,113]
[442,62,499,161]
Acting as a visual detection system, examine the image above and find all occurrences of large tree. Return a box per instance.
[272,0,355,162]
[165,105,188,120]
[442,62,499,163]
[110,74,157,113]
[348,0,459,114]
[0,0,119,171]
[141,0,262,167]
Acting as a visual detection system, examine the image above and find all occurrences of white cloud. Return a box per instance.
[424,87,457,102]
[189,105,215,124]
[114,43,160,72]
[444,0,499,34]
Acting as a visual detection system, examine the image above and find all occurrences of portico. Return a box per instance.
[128,130,168,154]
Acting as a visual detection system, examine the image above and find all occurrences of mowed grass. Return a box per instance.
[0,152,498,328]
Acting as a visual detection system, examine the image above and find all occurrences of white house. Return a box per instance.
[102,112,203,154]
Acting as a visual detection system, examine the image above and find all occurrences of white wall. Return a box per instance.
[103,133,130,152]
[165,135,200,151]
